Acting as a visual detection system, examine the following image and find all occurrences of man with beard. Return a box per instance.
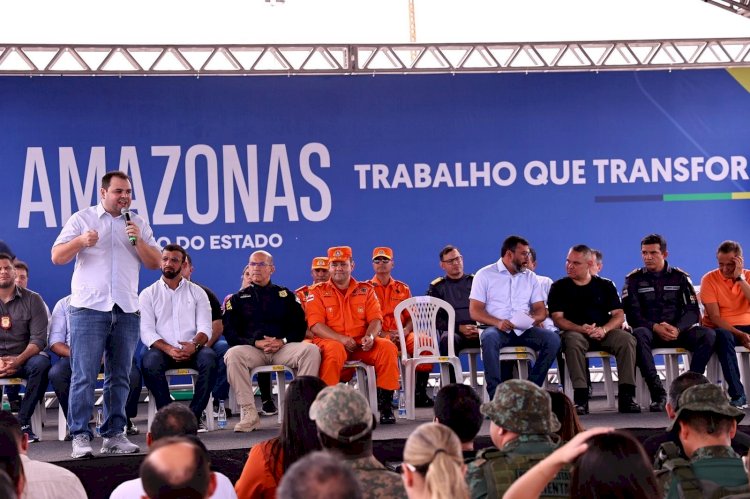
[139,244,217,429]
[470,235,561,400]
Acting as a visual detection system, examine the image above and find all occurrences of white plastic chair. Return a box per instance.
[459,347,484,398]
[395,296,463,420]
[147,368,215,432]
[227,364,295,424]
[343,360,380,420]
[635,347,691,407]
[736,346,750,400]
[563,351,617,410]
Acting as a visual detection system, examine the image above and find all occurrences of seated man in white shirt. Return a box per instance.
[110,403,237,499]
[0,410,86,499]
[139,244,218,430]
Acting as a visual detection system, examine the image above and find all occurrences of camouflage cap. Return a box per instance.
[667,383,745,431]
[480,379,560,434]
[309,385,374,442]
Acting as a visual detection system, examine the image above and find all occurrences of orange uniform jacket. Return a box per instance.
[295,285,311,312]
[306,278,382,339]
[369,276,411,332]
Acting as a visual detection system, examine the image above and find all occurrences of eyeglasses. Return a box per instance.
[248,262,271,268]
[441,255,463,265]
[372,258,391,264]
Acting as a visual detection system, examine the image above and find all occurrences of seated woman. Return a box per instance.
[504,427,660,499]
[234,375,327,498]
[401,422,468,499]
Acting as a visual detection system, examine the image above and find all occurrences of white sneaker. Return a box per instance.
[71,434,94,459]
[101,433,140,454]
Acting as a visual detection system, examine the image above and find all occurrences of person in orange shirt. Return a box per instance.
[295,257,330,311]
[307,246,399,424]
[369,246,434,407]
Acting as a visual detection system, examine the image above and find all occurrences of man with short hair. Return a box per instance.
[223,250,321,432]
[623,234,741,411]
[700,240,750,402]
[657,383,749,498]
[369,246,433,407]
[51,170,161,458]
[310,384,407,499]
[469,235,561,399]
[0,253,50,443]
[0,410,86,499]
[434,383,483,460]
[140,437,217,499]
[12,261,29,289]
[110,403,237,499]
[548,244,640,415]
[590,249,604,276]
[277,451,363,499]
[139,244,218,429]
[427,245,479,359]
[465,379,568,498]
[307,246,400,424]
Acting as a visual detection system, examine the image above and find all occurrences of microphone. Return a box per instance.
[120,208,137,246]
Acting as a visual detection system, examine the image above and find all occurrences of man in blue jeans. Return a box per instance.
[469,235,561,399]
[139,244,217,430]
[52,171,161,458]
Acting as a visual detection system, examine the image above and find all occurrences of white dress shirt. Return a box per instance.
[139,277,212,348]
[53,203,159,313]
[470,259,544,320]
[109,471,237,499]
[21,454,87,499]
[48,295,72,347]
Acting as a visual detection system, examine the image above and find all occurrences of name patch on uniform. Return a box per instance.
[279,290,288,298]
[638,287,655,293]
[664,286,680,291]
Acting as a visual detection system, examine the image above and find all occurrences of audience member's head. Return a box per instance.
[273,375,327,473]
[140,436,216,499]
[669,384,744,458]
[434,384,482,450]
[0,411,24,451]
[0,424,25,498]
[481,380,560,449]
[666,371,710,419]
[148,402,198,446]
[0,470,17,499]
[571,430,660,499]
[310,385,375,457]
[277,451,362,499]
[402,422,468,499]
[548,390,584,442]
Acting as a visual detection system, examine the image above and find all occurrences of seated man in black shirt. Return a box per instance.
[548,244,640,415]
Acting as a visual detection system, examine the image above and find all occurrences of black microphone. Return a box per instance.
[120,208,137,246]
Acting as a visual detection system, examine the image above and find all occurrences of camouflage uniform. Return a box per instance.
[309,385,407,499]
[466,379,568,499]
[657,384,748,498]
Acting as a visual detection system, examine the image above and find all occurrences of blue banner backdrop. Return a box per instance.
[1,70,749,308]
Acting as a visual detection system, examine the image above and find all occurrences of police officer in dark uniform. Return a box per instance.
[426,245,479,357]
[222,250,321,432]
[623,234,715,412]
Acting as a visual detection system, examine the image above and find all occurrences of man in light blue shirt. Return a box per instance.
[469,235,561,399]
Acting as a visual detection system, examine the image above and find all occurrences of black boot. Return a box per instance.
[377,389,396,424]
[618,384,641,413]
[649,381,667,412]
[573,388,589,415]
[415,372,434,408]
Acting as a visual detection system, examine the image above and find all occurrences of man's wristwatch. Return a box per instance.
[737,274,746,282]
[192,340,204,352]
[281,337,288,345]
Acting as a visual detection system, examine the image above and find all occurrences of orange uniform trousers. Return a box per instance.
[312,336,400,391]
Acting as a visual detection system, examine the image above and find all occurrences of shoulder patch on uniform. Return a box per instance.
[430,276,445,286]
[224,299,232,311]
[625,268,641,278]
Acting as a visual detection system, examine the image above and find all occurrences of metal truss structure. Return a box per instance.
[704,0,750,17]
[1,38,750,76]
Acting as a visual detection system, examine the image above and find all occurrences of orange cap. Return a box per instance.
[372,247,393,260]
[327,246,353,262]
[311,257,329,270]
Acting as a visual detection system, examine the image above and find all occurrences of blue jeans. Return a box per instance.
[68,305,140,439]
[481,326,561,399]
[50,355,142,420]
[716,326,749,400]
[6,354,50,427]
[211,336,230,401]
[141,346,217,421]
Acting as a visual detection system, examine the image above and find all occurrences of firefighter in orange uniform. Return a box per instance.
[295,257,330,312]
[369,247,434,407]
[307,246,399,424]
